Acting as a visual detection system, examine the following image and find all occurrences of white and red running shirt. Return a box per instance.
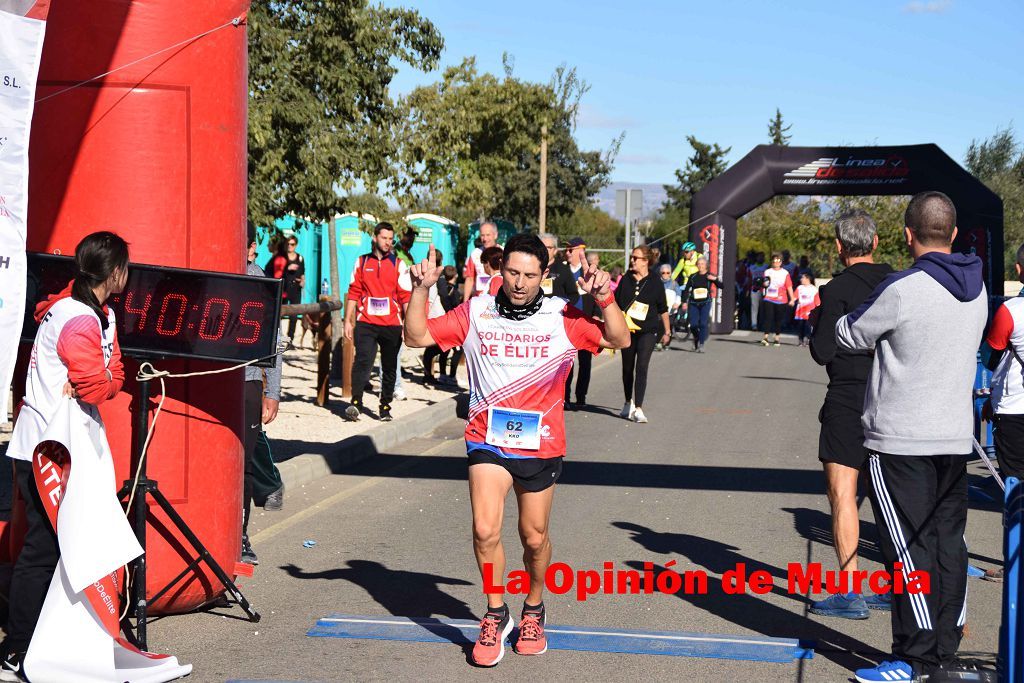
[9,286,125,461]
[794,284,820,320]
[762,267,793,304]
[985,296,1024,415]
[427,294,604,459]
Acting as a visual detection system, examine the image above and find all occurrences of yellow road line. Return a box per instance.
[251,438,457,544]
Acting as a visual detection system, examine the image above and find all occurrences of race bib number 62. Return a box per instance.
[486,407,543,450]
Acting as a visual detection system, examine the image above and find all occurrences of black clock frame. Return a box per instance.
[23,253,282,367]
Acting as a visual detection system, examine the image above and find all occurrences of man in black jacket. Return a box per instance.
[808,210,894,619]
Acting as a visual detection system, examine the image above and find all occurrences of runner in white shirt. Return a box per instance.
[405,235,629,667]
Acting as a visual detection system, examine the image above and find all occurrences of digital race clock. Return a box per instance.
[23,254,282,366]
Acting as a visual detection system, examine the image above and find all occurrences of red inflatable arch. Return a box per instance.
[19,1,251,613]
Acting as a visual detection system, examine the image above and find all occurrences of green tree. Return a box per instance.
[767,108,792,146]
[395,58,619,230]
[247,0,442,340]
[663,136,731,212]
[965,125,1024,271]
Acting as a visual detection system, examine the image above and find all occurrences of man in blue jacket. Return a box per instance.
[836,192,988,683]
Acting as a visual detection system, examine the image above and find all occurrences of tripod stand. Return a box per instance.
[117,367,260,650]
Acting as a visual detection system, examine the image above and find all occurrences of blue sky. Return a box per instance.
[386,0,1023,184]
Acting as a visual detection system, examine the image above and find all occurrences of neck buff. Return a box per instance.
[495,287,544,321]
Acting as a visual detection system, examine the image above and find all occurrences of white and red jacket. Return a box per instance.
[986,296,1024,415]
[794,284,820,320]
[428,294,604,459]
[9,284,125,462]
[347,251,410,327]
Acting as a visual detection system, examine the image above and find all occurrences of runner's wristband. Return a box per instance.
[596,294,616,309]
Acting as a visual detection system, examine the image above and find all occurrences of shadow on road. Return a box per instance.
[740,375,827,386]
[623,559,883,671]
[268,442,831,494]
[780,507,885,566]
[280,560,477,623]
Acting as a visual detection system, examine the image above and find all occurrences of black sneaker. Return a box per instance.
[263,484,284,511]
[379,403,393,422]
[1,646,26,682]
[344,399,362,422]
[241,533,259,566]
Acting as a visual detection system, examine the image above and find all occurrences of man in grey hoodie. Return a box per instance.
[836,192,987,683]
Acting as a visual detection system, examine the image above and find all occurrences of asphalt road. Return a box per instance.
[148,333,1005,682]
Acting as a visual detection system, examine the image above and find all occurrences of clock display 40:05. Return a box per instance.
[119,291,265,344]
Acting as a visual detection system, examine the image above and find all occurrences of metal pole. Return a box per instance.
[539,124,547,232]
[129,377,151,648]
[624,189,632,263]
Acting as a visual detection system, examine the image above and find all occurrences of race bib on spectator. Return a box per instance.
[692,287,708,301]
[541,278,553,295]
[367,297,390,316]
[486,407,542,450]
[477,274,491,291]
[627,301,650,321]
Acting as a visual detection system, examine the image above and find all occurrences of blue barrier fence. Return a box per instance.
[1000,476,1021,683]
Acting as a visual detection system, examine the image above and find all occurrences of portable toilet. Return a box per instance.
[253,215,323,304]
[405,213,458,266]
[321,213,375,297]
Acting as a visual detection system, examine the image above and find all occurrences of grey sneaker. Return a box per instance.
[263,484,284,511]
[810,592,868,619]
[344,399,362,422]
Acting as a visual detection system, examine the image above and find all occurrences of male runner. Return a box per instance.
[405,234,630,666]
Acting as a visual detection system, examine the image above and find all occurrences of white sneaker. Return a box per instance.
[632,407,648,423]
[393,387,407,401]
[619,401,634,420]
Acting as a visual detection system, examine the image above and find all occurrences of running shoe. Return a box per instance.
[0,647,26,683]
[773,338,781,347]
[619,401,634,420]
[854,660,913,682]
[760,338,770,346]
[633,407,649,423]
[393,387,407,401]
[864,592,892,611]
[515,607,547,656]
[472,608,514,667]
[810,592,869,619]
[263,484,285,511]
[379,403,393,422]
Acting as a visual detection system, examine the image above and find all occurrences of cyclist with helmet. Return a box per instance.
[671,242,700,287]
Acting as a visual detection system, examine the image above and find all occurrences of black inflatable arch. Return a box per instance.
[688,144,1004,334]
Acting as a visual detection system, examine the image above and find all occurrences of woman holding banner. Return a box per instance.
[2,232,129,680]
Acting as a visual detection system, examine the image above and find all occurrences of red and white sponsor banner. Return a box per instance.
[0,4,47,421]
[25,398,191,682]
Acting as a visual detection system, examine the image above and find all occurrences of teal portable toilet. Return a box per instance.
[405,213,458,266]
[466,219,517,260]
[253,215,322,304]
[320,213,375,298]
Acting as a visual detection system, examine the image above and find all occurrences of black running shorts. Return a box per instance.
[467,449,563,492]
[818,401,867,469]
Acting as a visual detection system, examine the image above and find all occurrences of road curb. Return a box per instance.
[275,395,459,492]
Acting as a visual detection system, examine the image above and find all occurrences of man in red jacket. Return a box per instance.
[343,222,409,422]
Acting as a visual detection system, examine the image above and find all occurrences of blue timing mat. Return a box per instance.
[307,614,813,663]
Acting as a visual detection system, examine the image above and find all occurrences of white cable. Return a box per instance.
[36,14,246,105]
[120,350,282,620]
[973,437,1004,492]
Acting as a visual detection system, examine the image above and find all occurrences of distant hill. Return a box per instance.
[593,182,668,220]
